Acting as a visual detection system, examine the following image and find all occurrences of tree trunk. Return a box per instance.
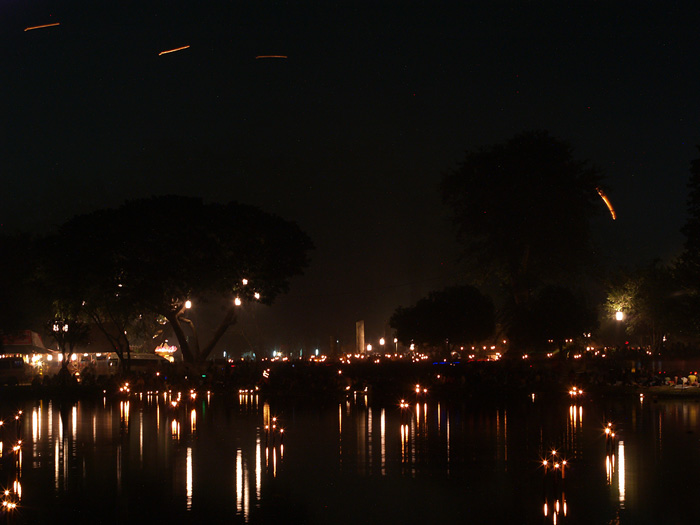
[197,307,237,364]
[167,312,195,363]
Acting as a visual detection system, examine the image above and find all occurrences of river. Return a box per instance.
[0,388,697,524]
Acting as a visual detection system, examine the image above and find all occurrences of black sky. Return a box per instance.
[3,2,700,354]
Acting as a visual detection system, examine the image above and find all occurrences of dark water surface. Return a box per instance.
[0,390,698,524]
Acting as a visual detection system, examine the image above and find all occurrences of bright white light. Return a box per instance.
[615,311,624,321]
[254,292,261,300]
[185,300,192,309]
[234,297,242,306]
[379,338,385,346]
[242,279,248,286]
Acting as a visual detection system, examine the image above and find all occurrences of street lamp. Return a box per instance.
[185,300,192,309]
[615,311,624,321]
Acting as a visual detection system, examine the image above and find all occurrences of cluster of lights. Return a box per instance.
[568,386,584,397]
[542,449,568,478]
[183,278,262,314]
[265,416,285,445]
[1,489,17,511]
[605,422,617,442]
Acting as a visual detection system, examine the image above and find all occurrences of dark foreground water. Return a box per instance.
[0,389,698,524]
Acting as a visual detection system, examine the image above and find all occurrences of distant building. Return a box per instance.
[356,320,365,354]
[1,330,49,356]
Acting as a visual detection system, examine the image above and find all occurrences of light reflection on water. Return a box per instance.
[0,393,700,523]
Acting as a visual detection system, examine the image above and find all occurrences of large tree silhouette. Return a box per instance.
[441,131,604,307]
[389,285,495,356]
[42,196,313,364]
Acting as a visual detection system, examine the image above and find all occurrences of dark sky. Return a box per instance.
[3,2,700,354]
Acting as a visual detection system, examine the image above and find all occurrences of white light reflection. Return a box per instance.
[236,449,243,514]
[338,403,343,465]
[54,440,59,490]
[367,407,373,474]
[410,417,416,476]
[380,408,386,476]
[72,405,77,442]
[618,440,625,506]
[256,436,262,502]
[48,401,52,442]
[400,424,408,462]
[190,409,197,433]
[446,410,450,475]
[186,447,193,510]
[120,401,130,426]
[32,409,38,442]
[272,446,277,478]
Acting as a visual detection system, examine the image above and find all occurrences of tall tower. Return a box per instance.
[356,320,365,354]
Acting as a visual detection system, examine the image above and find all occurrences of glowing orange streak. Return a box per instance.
[255,55,288,59]
[596,187,616,220]
[24,23,60,32]
[159,45,190,56]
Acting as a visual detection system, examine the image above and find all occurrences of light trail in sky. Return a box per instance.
[596,187,616,220]
[159,45,190,56]
[255,55,288,59]
[24,23,60,32]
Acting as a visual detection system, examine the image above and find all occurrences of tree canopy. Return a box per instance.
[0,233,51,340]
[40,196,314,364]
[389,285,495,355]
[607,263,686,351]
[441,130,604,306]
[508,285,598,355]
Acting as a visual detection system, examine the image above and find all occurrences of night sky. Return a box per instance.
[3,2,700,353]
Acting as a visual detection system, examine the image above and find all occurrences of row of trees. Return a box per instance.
[390,133,700,357]
[0,196,313,369]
